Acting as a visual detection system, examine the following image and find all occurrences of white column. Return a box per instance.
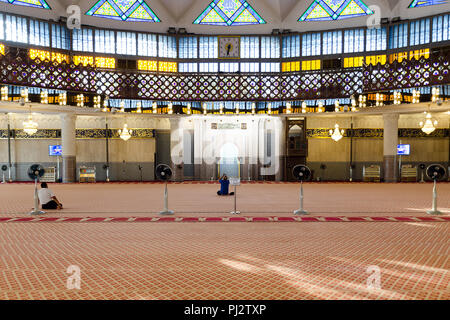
[383,113,399,183]
[61,113,77,183]
[169,118,184,181]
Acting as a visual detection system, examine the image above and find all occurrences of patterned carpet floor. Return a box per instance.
[0,182,449,217]
[0,183,448,300]
[0,222,448,300]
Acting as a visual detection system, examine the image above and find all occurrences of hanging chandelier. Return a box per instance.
[268,103,272,115]
[118,124,132,141]
[329,124,345,142]
[420,112,438,135]
[23,113,38,136]
[252,102,256,115]
[136,101,142,113]
[152,101,157,114]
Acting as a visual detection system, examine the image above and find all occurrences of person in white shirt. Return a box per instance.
[38,182,63,210]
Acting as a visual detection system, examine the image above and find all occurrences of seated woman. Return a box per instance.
[217,174,235,196]
[38,182,63,210]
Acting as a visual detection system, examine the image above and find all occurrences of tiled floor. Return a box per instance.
[0,182,448,300]
[0,222,448,300]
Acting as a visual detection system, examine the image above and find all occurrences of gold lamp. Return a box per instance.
[286,102,292,114]
[187,103,191,115]
[301,101,307,114]
[102,97,109,112]
[21,88,29,102]
[1,86,8,101]
[412,90,420,104]
[136,101,142,113]
[393,91,401,105]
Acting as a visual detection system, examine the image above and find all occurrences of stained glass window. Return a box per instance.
[194,0,265,26]
[299,0,373,22]
[0,0,51,9]
[409,0,446,8]
[86,0,161,22]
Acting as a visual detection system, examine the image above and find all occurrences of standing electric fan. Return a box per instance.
[292,165,311,215]
[425,164,446,215]
[1,165,7,184]
[28,164,45,215]
[155,164,174,215]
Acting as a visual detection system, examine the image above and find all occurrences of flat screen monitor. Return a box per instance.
[397,144,410,156]
[49,145,62,156]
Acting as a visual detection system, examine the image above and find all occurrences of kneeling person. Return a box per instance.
[217,174,235,196]
[38,182,63,210]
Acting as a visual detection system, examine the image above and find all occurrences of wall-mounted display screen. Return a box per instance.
[397,144,411,155]
[49,145,62,156]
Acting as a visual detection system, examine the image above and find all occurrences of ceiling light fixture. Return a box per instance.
[118,123,132,141]
[329,124,345,142]
[23,107,38,136]
[420,112,438,135]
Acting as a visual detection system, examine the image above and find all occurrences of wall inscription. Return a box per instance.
[211,123,247,130]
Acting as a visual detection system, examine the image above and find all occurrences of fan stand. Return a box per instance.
[419,170,425,183]
[230,184,240,215]
[159,181,174,215]
[427,179,442,215]
[294,181,308,215]
[1,172,5,184]
[29,178,45,216]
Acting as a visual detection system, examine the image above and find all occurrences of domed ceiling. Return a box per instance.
[0,0,448,34]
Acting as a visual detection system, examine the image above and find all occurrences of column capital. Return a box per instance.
[382,113,400,121]
[60,113,77,123]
